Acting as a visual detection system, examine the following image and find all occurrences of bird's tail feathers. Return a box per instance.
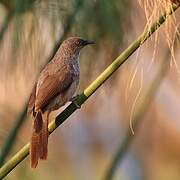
[39,115,48,160]
[30,110,49,168]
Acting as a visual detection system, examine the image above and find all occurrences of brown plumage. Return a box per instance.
[28,37,94,168]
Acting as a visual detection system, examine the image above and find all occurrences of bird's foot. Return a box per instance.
[70,95,81,109]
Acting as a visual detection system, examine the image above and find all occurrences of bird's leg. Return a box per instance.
[70,94,81,109]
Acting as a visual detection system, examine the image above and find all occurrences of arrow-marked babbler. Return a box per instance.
[27,37,95,168]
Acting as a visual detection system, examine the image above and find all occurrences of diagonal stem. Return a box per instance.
[0,107,27,166]
[0,10,14,44]
[0,3,179,179]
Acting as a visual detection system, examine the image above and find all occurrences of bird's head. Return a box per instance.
[60,37,95,56]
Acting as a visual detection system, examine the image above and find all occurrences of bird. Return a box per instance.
[27,37,95,168]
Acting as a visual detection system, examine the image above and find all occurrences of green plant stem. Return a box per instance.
[0,10,14,44]
[0,107,27,166]
[0,3,179,179]
[0,0,85,167]
[104,46,172,180]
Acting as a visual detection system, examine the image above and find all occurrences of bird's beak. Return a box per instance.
[83,40,95,46]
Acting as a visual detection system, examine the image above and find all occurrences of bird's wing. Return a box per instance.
[35,70,73,111]
[27,85,37,115]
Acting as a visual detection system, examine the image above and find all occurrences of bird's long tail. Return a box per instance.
[30,110,49,168]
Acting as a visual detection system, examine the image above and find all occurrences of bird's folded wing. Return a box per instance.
[35,71,73,110]
[27,85,36,115]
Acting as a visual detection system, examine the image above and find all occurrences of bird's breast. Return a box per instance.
[69,58,80,78]
[72,63,79,76]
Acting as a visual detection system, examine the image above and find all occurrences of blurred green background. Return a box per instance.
[0,0,180,179]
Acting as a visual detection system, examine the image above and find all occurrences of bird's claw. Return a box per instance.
[70,95,81,109]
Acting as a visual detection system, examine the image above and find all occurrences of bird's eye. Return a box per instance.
[78,40,82,45]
